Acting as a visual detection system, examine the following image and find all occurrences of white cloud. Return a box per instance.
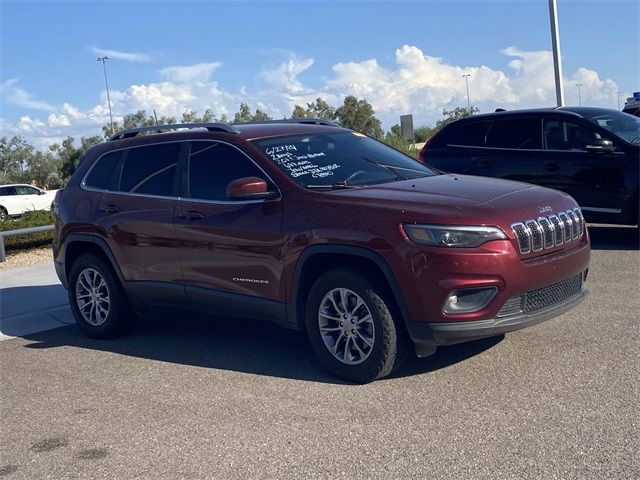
[89,46,152,63]
[1,46,624,149]
[259,56,314,94]
[1,79,55,112]
[159,62,222,83]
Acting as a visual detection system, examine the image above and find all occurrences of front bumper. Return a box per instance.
[407,286,588,356]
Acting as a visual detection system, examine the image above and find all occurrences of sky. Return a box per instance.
[1,0,638,148]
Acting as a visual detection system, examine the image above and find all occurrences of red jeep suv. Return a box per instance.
[52,120,590,383]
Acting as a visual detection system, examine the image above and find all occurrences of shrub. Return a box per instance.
[1,210,55,251]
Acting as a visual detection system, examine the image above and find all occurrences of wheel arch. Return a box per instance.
[288,245,410,330]
[63,234,127,288]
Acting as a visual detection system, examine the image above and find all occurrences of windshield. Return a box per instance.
[586,111,640,145]
[252,131,436,189]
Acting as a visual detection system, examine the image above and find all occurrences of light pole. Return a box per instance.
[576,83,583,107]
[462,74,471,110]
[616,90,621,110]
[548,0,565,107]
[97,56,115,135]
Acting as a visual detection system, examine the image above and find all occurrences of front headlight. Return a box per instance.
[403,224,507,248]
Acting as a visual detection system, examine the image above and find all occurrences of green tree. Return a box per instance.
[233,103,272,123]
[0,136,35,183]
[102,110,176,138]
[291,97,335,120]
[50,135,102,180]
[181,109,220,123]
[435,106,479,130]
[414,125,436,143]
[24,151,63,189]
[334,96,383,137]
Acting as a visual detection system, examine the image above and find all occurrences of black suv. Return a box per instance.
[420,107,640,227]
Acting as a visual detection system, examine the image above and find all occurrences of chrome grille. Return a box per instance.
[497,272,584,317]
[525,220,543,251]
[557,211,571,242]
[549,215,563,245]
[566,210,579,239]
[573,208,585,238]
[511,208,584,255]
[512,223,531,254]
[537,217,554,249]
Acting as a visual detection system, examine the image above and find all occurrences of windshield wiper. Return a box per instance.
[305,183,354,190]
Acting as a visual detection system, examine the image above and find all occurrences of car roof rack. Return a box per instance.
[232,118,340,127]
[109,123,241,141]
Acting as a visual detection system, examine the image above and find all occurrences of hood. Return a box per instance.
[334,174,577,224]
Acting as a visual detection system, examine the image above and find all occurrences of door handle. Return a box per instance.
[544,162,559,172]
[99,204,120,213]
[477,159,491,168]
[177,210,204,220]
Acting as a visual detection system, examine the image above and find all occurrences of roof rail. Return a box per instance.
[232,118,340,127]
[108,123,241,141]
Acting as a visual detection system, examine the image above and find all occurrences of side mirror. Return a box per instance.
[226,176,276,200]
[586,138,615,153]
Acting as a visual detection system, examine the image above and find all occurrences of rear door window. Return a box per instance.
[485,118,542,149]
[186,141,268,201]
[118,142,181,196]
[0,186,18,196]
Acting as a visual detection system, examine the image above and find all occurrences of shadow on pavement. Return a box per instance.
[14,293,501,384]
[588,224,639,251]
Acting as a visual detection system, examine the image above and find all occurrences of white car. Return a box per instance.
[0,184,58,221]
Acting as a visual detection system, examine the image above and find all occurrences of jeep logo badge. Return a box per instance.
[538,205,552,213]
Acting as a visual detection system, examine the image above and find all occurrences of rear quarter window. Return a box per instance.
[84,151,123,190]
[432,121,490,148]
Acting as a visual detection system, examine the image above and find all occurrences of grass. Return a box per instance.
[1,210,55,251]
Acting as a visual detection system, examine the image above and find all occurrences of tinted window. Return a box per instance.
[0,187,18,196]
[252,132,435,188]
[544,120,602,151]
[187,142,266,201]
[16,185,41,195]
[119,143,180,196]
[85,151,123,190]
[443,121,490,147]
[486,118,542,149]
[585,111,639,145]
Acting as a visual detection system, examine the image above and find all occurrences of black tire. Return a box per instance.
[305,269,409,383]
[67,253,135,338]
[0,207,7,222]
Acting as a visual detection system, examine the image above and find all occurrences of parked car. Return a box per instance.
[419,107,640,227]
[53,120,590,383]
[0,184,58,221]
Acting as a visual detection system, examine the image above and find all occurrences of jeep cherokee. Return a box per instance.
[52,120,590,383]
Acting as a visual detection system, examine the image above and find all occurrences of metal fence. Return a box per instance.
[0,225,54,262]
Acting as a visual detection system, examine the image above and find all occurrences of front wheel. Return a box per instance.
[305,269,408,383]
[68,253,135,338]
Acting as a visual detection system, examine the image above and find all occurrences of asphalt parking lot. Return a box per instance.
[0,225,638,479]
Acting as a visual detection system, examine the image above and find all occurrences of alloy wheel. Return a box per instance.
[318,288,376,365]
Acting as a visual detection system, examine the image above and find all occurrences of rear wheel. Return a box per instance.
[0,207,7,222]
[305,269,408,383]
[68,253,135,338]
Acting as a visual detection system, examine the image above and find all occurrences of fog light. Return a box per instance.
[443,287,498,314]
